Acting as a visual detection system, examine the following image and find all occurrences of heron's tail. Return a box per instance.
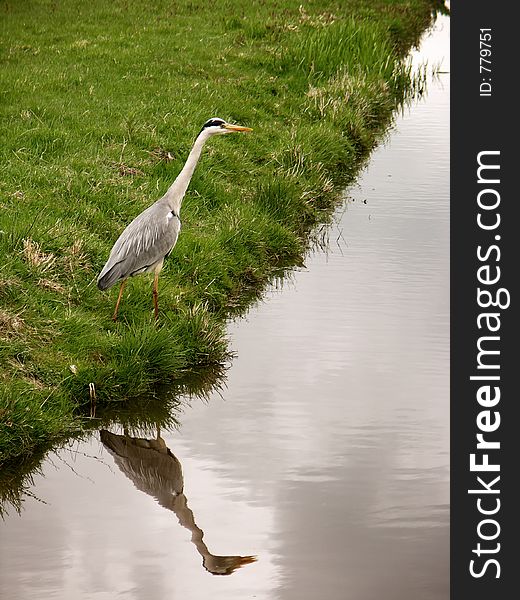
[97,262,124,290]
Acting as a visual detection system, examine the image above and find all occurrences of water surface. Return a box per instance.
[0,16,450,600]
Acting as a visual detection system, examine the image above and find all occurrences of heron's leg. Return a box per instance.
[153,271,160,320]
[112,280,127,321]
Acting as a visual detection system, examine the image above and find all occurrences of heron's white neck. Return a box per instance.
[163,131,209,215]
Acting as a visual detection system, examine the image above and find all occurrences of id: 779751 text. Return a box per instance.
[480,28,492,97]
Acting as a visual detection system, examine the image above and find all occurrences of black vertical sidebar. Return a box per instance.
[451,2,518,599]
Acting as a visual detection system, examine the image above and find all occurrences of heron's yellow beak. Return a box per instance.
[223,123,253,132]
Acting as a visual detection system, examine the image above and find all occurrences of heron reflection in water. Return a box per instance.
[100,428,256,575]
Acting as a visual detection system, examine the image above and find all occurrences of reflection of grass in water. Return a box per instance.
[1,458,44,518]
[1,0,441,464]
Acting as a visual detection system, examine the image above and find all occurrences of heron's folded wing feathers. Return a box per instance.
[97,204,180,290]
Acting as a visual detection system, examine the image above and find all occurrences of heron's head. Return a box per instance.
[198,117,252,138]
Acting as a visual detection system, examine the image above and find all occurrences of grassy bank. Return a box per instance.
[1,0,442,464]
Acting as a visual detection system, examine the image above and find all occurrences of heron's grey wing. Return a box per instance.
[97,204,180,290]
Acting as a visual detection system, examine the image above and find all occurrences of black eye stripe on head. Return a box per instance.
[203,118,225,129]
[197,118,226,138]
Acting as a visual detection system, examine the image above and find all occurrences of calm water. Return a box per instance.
[0,17,450,600]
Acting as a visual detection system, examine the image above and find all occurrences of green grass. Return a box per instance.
[1,0,443,465]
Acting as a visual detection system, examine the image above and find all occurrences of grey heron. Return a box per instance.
[97,118,252,321]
